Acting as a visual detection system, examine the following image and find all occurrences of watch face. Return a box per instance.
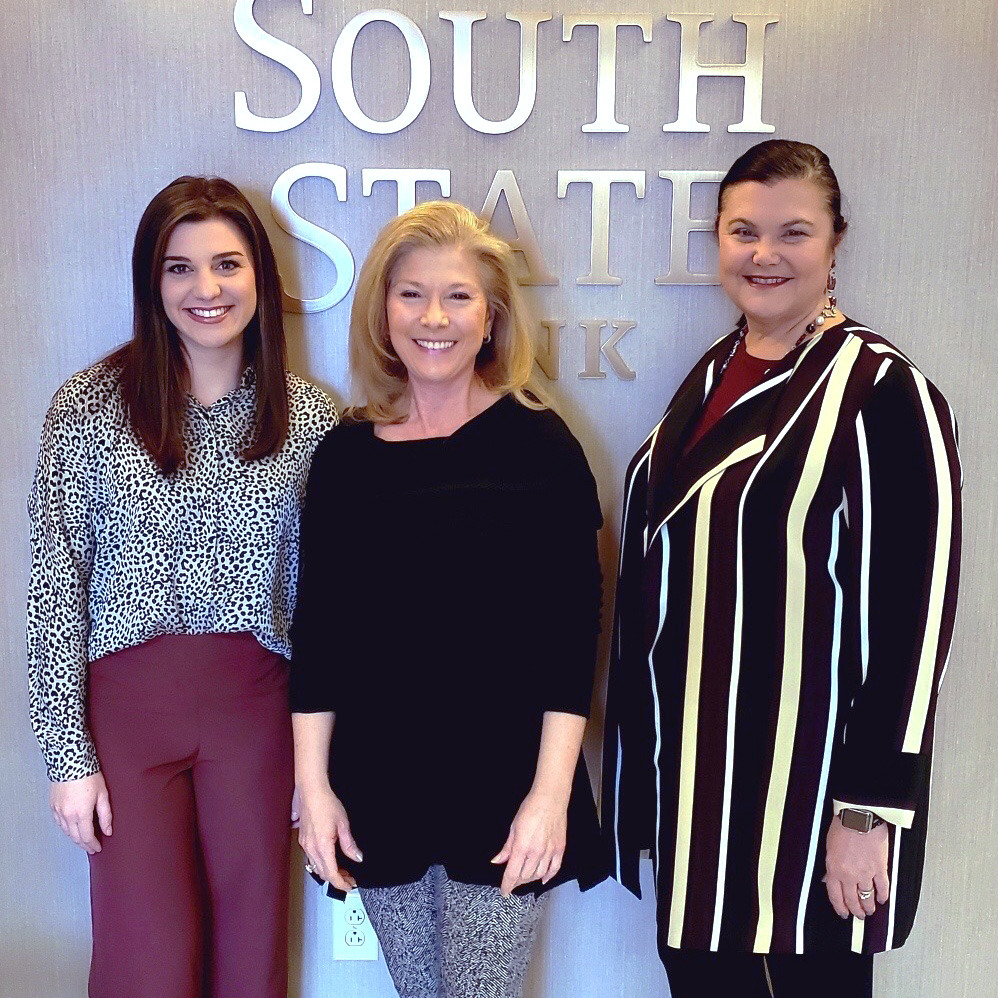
[841,809,873,833]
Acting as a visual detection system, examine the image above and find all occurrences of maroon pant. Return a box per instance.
[87,633,293,998]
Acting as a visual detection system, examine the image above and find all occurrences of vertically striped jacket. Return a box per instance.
[601,319,961,955]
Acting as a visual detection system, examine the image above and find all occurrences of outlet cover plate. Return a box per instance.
[332,891,379,961]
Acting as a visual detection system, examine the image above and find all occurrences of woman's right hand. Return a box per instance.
[296,782,363,892]
[49,772,112,855]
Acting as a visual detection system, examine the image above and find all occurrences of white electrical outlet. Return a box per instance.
[332,891,379,961]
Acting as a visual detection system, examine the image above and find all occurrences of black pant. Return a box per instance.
[659,947,874,998]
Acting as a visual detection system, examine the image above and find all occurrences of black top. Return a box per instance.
[291,395,607,894]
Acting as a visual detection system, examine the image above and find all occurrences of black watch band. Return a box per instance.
[839,808,885,833]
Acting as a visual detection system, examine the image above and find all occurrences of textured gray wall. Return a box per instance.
[1,2,995,996]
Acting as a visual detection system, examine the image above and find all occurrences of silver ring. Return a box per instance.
[305,861,317,875]
[857,888,873,900]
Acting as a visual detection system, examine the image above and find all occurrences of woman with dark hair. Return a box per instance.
[27,175,337,997]
[602,140,961,997]
[290,200,605,998]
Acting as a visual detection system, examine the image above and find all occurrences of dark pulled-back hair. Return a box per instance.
[108,176,289,474]
[716,139,848,242]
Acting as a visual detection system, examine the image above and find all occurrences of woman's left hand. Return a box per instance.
[823,814,890,919]
[491,789,568,897]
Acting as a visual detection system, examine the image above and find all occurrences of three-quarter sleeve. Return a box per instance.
[830,360,962,828]
[532,430,603,718]
[26,398,99,782]
[289,429,340,713]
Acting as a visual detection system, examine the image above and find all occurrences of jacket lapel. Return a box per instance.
[645,331,739,530]
[645,324,855,535]
[759,323,854,453]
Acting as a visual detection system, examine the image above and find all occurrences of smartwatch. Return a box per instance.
[839,808,884,833]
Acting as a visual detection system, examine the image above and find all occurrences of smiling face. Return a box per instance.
[386,244,493,394]
[717,178,838,335]
[160,217,257,362]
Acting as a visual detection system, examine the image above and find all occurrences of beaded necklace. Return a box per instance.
[718,297,838,380]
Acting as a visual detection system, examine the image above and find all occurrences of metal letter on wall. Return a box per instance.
[655,170,725,285]
[440,11,552,134]
[271,164,355,313]
[481,170,558,286]
[362,169,451,215]
[578,319,637,380]
[562,14,653,133]
[535,319,563,380]
[557,171,646,285]
[233,0,320,132]
[331,10,431,134]
[662,14,779,133]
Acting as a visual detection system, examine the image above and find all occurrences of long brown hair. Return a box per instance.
[108,176,289,474]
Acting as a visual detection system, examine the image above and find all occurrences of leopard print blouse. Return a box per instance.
[27,361,337,782]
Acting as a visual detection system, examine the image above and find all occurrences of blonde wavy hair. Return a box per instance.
[348,200,542,423]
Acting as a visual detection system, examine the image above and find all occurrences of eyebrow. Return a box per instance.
[163,251,248,262]
[726,217,815,228]
[392,278,477,289]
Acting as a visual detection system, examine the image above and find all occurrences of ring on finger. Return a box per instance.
[304,859,317,875]
[857,888,874,900]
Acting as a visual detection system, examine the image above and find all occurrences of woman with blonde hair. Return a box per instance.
[290,200,605,997]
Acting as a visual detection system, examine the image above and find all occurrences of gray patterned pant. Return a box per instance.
[359,865,550,998]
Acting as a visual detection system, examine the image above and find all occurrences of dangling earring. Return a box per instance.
[797,262,840,346]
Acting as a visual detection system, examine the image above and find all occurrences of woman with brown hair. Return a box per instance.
[27,175,337,997]
[290,200,606,998]
[602,140,962,997]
